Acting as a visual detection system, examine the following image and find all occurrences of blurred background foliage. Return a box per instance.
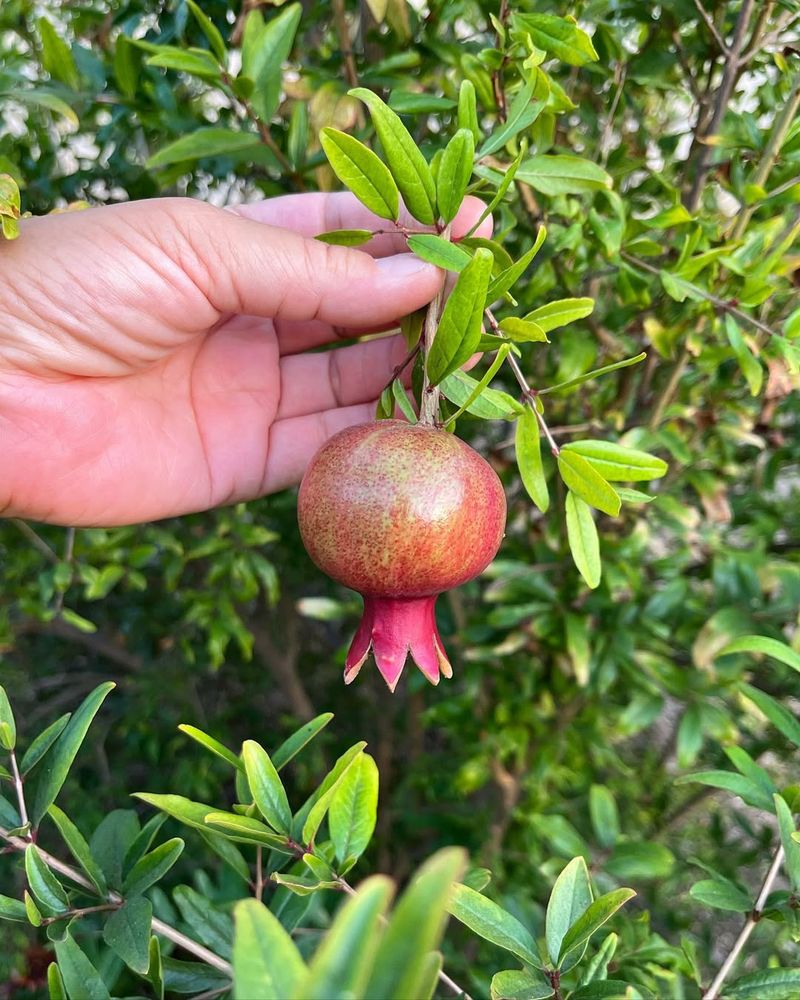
[1,0,800,996]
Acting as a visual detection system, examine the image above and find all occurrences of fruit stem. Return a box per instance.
[419,223,452,425]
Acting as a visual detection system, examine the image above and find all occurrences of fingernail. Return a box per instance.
[376,253,437,279]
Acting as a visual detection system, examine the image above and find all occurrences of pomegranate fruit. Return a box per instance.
[297,420,506,691]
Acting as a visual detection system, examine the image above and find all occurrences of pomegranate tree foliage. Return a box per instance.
[1,0,800,996]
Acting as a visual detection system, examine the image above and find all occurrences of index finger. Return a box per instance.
[228,192,493,257]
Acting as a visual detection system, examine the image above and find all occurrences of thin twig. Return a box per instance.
[11,519,59,563]
[703,845,785,999]
[53,526,76,616]
[647,346,690,431]
[0,824,233,976]
[332,0,359,89]
[419,225,451,425]
[9,751,30,832]
[692,0,728,53]
[686,0,755,212]
[484,308,560,455]
[621,252,781,340]
[254,845,264,901]
[41,902,119,926]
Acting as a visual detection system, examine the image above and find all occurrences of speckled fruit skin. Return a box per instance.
[297,420,507,691]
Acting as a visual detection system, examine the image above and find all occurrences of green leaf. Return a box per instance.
[48,806,107,896]
[546,857,592,967]
[366,848,466,1000]
[447,345,511,424]
[54,936,111,1000]
[271,872,336,894]
[566,492,601,589]
[558,889,635,964]
[525,298,595,333]
[740,684,800,748]
[540,353,647,396]
[146,129,261,169]
[562,441,667,482]
[173,886,233,958]
[440,369,523,420]
[0,686,15,750]
[147,936,164,1000]
[48,962,67,1000]
[499,317,549,343]
[569,981,640,999]
[292,742,367,838]
[417,951,444,1000]
[726,968,800,998]
[605,842,674,880]
[20,715,71,774]
[391,380,417,423]
[302,748,365,845]
[491,969,554,1000]
[162,956,230,994]
[37,18,79,89]
[350,87,437,225]
[487,227,547,303]
[0,894,28,922]
[233,898,306,999]
[427,248,494,385]
[775,794,800,893]
[243,4,302,122]
[329,753,379,864]
[558,452,620,517]
[204,811,293,852]
[103,897,152,974]
[407,234,472,272]
[90,810,140,889]
[320,128,400,221]
[25,845,69,914]
[388,91,456,114]
[437,129,476,223]
[466,149,524,238]
[185,0,226,63]
[122,838,184,896]
[516,156,611,197]
[23,892,42,930]
[242,740,292,834]
[513,13,598,66]
[448,882,542,968]
[124,813,168,874]
[457,79,481,144]
[177,725,244,772]
[675,770,774,812]
[614,487,655,504]
[589,787,620,849]
[719,635,800,673]
[725,315,763,396]
[516,406,549,513]
[113,35,140,99]
[689,878,751,913]
[30,681,115,825]
[272,713,334,771]
[479,86,545,158]
[315,229,373,247]
[145,47,220,79]
[297,876,394,999]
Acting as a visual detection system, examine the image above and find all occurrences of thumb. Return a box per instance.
[193,205,443,327]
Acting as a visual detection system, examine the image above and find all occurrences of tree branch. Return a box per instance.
[0,823,233,976]
[692,0,728,53]
[703,845,785,999]
[686,0,755,212]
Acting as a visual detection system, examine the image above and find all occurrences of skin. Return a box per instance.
[0,192,489,526]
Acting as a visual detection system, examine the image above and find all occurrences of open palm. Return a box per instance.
[0,194,485,526]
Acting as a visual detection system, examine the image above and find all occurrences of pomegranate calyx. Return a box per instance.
[344,595,453,692]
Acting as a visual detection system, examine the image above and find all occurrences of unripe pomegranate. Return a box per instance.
[298,420,506,691]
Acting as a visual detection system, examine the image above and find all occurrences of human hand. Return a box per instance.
[0,193,488,526]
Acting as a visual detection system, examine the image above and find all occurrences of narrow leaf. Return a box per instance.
[233,898,306,999]
[448,882,542,968]
[103,897,152,974]
[558,889,635,964]
[539,354,647,395]
[427,248,493,385]
[272,712,334,771]
[30,682,115,825]
[566,492,601,589]
[122,838,184,896]
[558,452,621,517]
[437,129,475,223]
[562,441,667,482]
[516,406,549,513]
[242,740,292,834]
[329,753,379,863]
[720,635,800,673]
[350,87,436,224]
[487,227,547,302]
[407,234,472,272]
[20,714,71,775]
[25,844,69,914]
[48,806,107,896]
[178,725,244,772]
[54,936,111,1000]
[525,298,595,333]
[320,128,400,221]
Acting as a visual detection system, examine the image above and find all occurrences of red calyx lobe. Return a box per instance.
[297,420,507,691]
